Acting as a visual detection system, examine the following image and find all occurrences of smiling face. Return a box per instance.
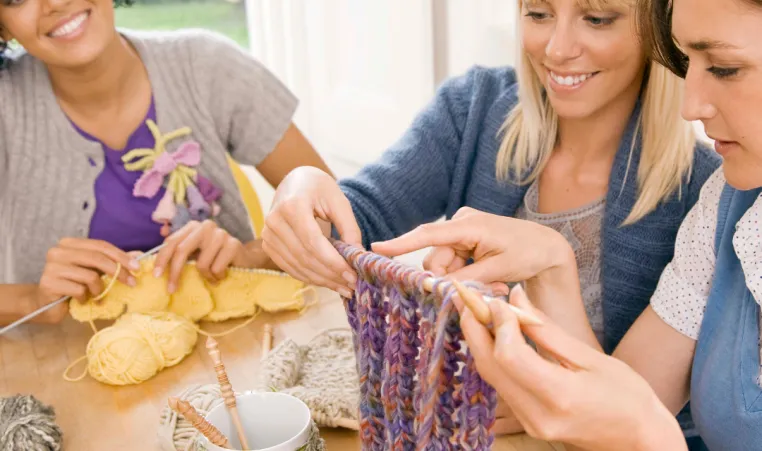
[671,0,762,189]
[0,0,119,69]
[520,0,646,120]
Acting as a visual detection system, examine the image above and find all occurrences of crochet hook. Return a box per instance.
[0,243,166,336]
[445,278,543,327]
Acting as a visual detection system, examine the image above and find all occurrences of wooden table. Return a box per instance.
[1,287,564,450]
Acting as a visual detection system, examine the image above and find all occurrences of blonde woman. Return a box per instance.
[262,0,719,444]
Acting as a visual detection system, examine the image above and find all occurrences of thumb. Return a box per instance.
[321,189,362,247]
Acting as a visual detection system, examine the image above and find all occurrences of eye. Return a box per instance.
[1,0,24,6]
[707,66,740,80]
[525,10,550,21]
[584,14,618,27]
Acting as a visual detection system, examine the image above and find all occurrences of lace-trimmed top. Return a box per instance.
[516,179,606,345]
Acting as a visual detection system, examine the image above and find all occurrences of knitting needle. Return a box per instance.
[423,277,543,327]
[0,243,166,336]
[168,397,232,449]
[206,336,251,450]
[261,324,273,358]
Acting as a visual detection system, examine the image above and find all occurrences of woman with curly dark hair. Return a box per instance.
[0,0,330,324]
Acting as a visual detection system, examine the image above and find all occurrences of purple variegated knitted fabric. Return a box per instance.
[332,239,497,451]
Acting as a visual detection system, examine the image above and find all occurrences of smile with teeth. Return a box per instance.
[49,11,89,38]
[549,71,598,87]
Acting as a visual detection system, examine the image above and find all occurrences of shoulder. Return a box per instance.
[121,28,259,72]
[437,65,519,107]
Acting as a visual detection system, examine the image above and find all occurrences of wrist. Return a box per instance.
[632,400,687,451]
[533,229,577,287]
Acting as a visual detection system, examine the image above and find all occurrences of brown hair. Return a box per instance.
[637,0,762,78]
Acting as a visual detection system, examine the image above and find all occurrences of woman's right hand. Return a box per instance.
[36,238,138,310]
[460,286,687,451]
[262,166,362,297]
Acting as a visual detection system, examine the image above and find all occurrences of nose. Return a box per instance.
[545,20,582,63]
[681,64,717,122]
[41,0,73,14]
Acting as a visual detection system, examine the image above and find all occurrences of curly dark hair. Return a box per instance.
[0,0,135,68]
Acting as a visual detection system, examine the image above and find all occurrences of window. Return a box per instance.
[115,0,250,48]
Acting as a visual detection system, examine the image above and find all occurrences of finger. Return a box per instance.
[167,224,208,293]
[58,238,140,273]
[489,297,570,400]
[154,223,196,277]
[43,266,92,302]
[196,228,228,283]
[446,255,516,285]
[318,191,363,247]
[275,210,355,290]
[508,285,595,370]
[459,308,503,383]
[491,416,524,436]
[371,220,478,257]
[210,236,241,281]
[264,227,353,297]
[56,248,135,287]
[489,282,511,296]
[423,246,457,277]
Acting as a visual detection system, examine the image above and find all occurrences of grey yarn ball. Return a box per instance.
[0,395,62,451]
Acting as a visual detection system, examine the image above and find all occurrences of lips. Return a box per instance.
[48,11,89,38]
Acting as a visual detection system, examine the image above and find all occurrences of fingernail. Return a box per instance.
[127,276,137,287]
[154,267,163,278]
[129,259,140,271]
[338,288,352,298]
[168,282,176,293]
[342,271,356,284]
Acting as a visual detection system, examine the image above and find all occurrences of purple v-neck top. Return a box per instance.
[74,99,165,252]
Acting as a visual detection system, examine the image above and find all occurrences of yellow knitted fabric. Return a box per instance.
[69,257,307,323]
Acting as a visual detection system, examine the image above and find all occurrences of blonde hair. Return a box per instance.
[498,0,696,225]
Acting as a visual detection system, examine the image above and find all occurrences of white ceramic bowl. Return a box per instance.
[199,392,311,451]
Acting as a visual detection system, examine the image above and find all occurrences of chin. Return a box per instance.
[721,163,762,191]
[547,99,601,121]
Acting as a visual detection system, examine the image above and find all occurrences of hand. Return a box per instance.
[372,207,574,287]
[35,238,139,320]
[493,399,525,436]
[459,286,686,451]
[153,220,250,293]
[261,166,362,297]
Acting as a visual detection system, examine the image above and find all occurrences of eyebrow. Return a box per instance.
[686,40,739,51]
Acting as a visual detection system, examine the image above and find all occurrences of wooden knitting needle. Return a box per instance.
[206,336,250,450]
[428,278,543,327]
[261,324,273,358]
[168,397,232,449]
[0,243,166,336]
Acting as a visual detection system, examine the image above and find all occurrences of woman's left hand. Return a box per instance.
[460,286,686,451]
[153,220,251,292]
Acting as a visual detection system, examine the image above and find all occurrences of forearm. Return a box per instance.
[0,284,38,326]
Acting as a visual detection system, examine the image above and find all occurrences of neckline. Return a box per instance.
[37,29,165,157]
[520,178,606,223]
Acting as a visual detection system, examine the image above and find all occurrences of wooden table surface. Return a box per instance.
[1,287,564,451]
